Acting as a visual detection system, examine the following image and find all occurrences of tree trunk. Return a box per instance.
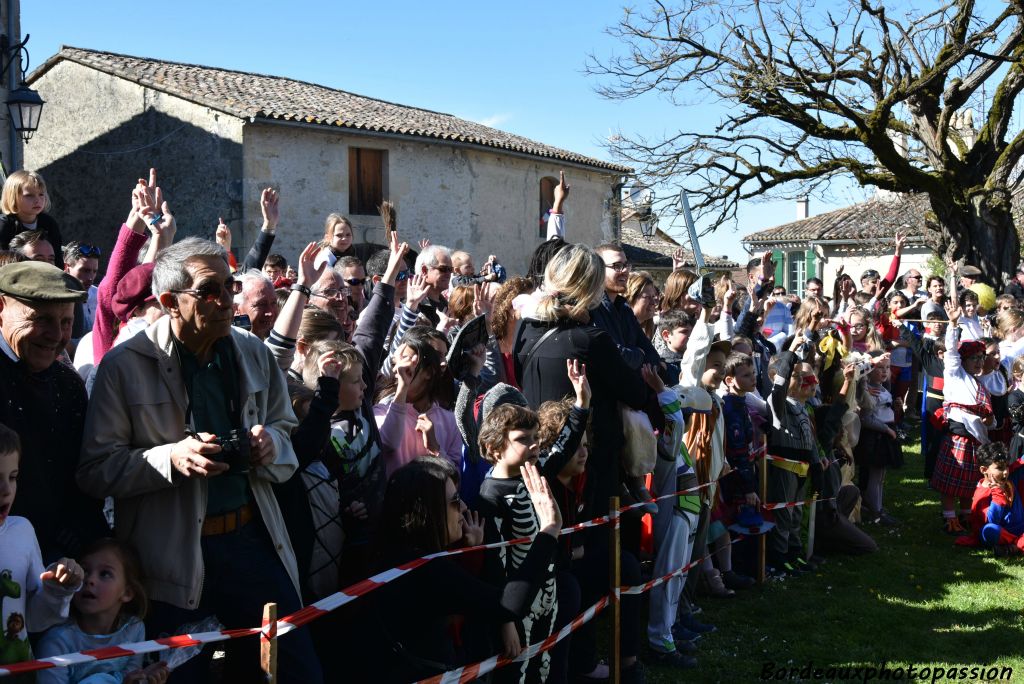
[929,190,1020,287]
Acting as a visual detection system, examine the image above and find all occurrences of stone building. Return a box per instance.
[25,46,630,272]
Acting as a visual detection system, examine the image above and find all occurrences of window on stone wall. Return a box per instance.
[539,176,557,238]
[349,148,387,215]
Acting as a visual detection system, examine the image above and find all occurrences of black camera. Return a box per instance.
[212,428,251,473]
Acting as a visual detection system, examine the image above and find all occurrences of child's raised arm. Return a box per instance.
[568,359,591,410]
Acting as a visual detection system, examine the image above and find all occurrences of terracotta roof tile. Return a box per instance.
[31,46,632,174]
[619,222,738,270]
[742,194,932,246]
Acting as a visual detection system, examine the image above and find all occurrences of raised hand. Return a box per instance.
[317,350,342,379]
[40,557,83,589]
[671,247,686,272]
[641,363,665,393]
[418,237,431,253]
[394,347,418,401]
[894,231,907,253]
[567,359,591,407]
[552,170,570,213]
[298,241,325,288]
[383,229,410,286]
[215,217,231,252]
[416,413,440,454]
[462,509,485,547]
[945,300,962,325]
[406,272,430,310]
[261,187,280,231]
[521,461,561,535]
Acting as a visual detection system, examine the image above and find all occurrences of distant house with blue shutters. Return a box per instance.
[742,194,933,297]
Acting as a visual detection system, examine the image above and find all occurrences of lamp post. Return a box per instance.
[626,182,656,240]
[0,32,44,163]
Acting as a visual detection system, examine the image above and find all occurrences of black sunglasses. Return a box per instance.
[343,277,367,287]
[395,270,410,282]
[170,278,242,303]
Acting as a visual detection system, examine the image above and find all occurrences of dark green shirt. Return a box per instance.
[175,335,250,515]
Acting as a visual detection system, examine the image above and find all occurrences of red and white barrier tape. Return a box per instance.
[620,536,745,596]
[762,496,836,511]
[418,596,611,684]
[3,469,811,678]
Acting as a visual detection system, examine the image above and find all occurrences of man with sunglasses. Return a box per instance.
[79,237,322,683]
[63,241,102,344]
[413,244,453,326]
[336,255,367,312]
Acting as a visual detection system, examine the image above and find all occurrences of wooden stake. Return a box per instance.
[806,493,819,560]
[260,602,278,684]
[758,436,768,585]
[609,496,621,684]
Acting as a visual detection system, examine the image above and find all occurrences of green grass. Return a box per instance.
[641,437,1024,683]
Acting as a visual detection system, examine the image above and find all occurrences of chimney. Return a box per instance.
[796,196,810,220]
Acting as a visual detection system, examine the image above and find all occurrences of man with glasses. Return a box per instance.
[337,255,367,312]
[899,269,927,303]
[592,242,660,369]
[79,237,322,684]
[308,266,353,338]
[414,244,453,326]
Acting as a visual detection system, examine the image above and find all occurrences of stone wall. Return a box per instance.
[24,60,244,257]
[241,122,621,274]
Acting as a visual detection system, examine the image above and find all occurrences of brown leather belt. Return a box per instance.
[201,503,253,536]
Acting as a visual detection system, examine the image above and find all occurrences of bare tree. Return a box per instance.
[588,0,1024,283]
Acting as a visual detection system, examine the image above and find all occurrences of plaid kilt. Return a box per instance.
[930,433,982,498]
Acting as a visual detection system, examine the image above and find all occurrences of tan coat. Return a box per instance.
[77,316,300,610]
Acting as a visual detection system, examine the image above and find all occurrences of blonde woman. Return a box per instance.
[513,244,651,509]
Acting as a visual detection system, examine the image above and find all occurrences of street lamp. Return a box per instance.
[1,34,44,144]
[626,182,656,239]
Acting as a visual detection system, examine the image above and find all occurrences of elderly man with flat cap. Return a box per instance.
[77,237,321,684]
[0,261,109,560]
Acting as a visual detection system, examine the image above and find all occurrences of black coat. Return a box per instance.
[513,318,649,508]
[0,212,63,267]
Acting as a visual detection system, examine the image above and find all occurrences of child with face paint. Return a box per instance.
[853,352,904,525]
[933,302,1012,535]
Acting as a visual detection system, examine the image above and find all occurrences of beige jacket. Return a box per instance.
[77,316,300,609]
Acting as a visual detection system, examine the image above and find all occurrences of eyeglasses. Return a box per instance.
[906,274,921,280]
[343,278,367,287]
[310,287,351,300]
[78,244,101,257]
[604,261,632,273]
[638,293,660,302]
[170,278,242,303]
[850,322,867,330]
[431,265,453,274]
[395,270,410,282]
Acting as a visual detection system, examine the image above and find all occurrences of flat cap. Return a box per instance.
[960,264,982,277]
[0,261,87,303]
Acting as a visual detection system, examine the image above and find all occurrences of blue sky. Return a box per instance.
[23,0,862,264]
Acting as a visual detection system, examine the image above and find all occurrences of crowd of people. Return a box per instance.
[0,165,1022,684]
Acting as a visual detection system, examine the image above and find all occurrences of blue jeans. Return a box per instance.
[146,516,323,684]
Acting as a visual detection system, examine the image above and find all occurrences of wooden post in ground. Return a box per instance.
[261,602,278,684]
[806,493,819,560]
[609,496,621,684]
[758,437,768,584]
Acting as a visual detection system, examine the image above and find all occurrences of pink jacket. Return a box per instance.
[373,396,464,477]
[92,225,149,364]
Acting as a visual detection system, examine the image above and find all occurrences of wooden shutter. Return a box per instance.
[349,148,385,215]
